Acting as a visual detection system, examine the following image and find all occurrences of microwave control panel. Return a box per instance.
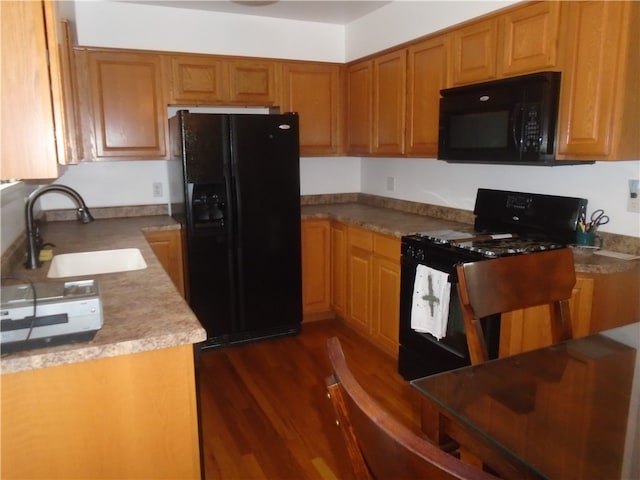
[522,105,541,152]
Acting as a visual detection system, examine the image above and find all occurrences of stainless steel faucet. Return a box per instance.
[25,184,94,269]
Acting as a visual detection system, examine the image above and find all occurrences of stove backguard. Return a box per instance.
[474,189,588,244]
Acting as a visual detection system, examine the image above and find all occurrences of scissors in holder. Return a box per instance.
[589,209,609,230]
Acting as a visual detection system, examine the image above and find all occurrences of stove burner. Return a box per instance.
[452,238,565,258]
[415,230,565,258]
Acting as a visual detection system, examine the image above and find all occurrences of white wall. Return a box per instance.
[40,1,640,239]
[346,1,519,60]
[71,0,345,62]
[1,183,28,257]
[361,158,640,237]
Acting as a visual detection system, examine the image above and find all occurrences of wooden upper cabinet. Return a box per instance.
[406,34,449,156]
[58,19,83,164]
[227,59,277,105]
[280,62,343,155]
[346,60,373,154]
[166,55,277,106]
[1,0,68,180]
[373,49,406,155]
[499,1,560,77]
[556,1,640,161]
[166,55,227,104]
[85,49,167,159]
[450,17,498,86]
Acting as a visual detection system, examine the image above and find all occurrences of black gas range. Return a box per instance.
[398,189,587,380]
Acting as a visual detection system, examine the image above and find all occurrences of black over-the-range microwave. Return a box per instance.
[438,71,591,166]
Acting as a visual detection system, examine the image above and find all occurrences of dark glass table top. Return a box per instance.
[411,323,640,480]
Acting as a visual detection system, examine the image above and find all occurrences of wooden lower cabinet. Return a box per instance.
[371,235,401,355]
[347,226,373,335]
[330,221,348,318]
[144,228,186,297]
[301,219,332,321]
[345,224,401,356]
[302,221,401,355]
[500,268,640,356]
[1,345,201,480]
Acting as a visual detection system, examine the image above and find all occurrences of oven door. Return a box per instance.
[398,251,500,380]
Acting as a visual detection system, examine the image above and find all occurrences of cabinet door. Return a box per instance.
[330,221,348,318]
[450,17,498,86]
[1,0,65,179]
[373,50,407,155]
[499,1,560,76]
[556,1,637,160]
[1,345,201,479]
[281,62,342,155]
[301,219,332,319]
[166,54,227,105]
[346,60,373,154]
[87,50,167,159]
[371,235,401,356]
[58,19,83,164]
[144,229,185,297]
[227,60,278,105]
[347,226,373,335]
[406,35,449,156]
[499,276,594,356]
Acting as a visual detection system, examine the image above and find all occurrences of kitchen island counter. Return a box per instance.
[1,215,205,479]
[1,215,206,375]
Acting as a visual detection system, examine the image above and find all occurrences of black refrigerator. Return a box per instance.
[168,110,302,348]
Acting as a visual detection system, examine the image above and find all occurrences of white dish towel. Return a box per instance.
[410,264,451,339]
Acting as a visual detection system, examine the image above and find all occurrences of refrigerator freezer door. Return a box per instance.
[172,112,237,340]
[229,114,302,335]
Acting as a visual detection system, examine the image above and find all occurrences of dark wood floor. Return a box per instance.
[197,318,422,479]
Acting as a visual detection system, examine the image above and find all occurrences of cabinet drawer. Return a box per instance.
[373,234,400,260]
[348,226,373,251]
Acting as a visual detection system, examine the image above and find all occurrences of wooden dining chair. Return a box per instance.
[325,336,499,480]
[456,248,576,365]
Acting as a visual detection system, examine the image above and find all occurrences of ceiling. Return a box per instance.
[115,1,392,25]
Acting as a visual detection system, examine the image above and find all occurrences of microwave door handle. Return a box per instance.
[511,103,523,154]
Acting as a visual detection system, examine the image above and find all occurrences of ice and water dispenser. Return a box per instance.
[190,184,226,229]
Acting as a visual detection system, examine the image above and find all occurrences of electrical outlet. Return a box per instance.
[628,179,639,213]
[152,182,163,198]
[386,176,396,192]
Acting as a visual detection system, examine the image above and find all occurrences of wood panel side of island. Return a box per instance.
[1,344,201,480]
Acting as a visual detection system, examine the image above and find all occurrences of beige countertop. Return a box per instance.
[1,216,206,375]
[301,203,640,275]
[2,203,636,374]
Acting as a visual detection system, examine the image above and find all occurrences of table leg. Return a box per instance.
[420,399,450,447]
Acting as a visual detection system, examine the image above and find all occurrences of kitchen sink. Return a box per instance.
[47,248,147,278]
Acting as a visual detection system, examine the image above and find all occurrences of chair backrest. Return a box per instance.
[456,248,576,365]
[326,336,499,480]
